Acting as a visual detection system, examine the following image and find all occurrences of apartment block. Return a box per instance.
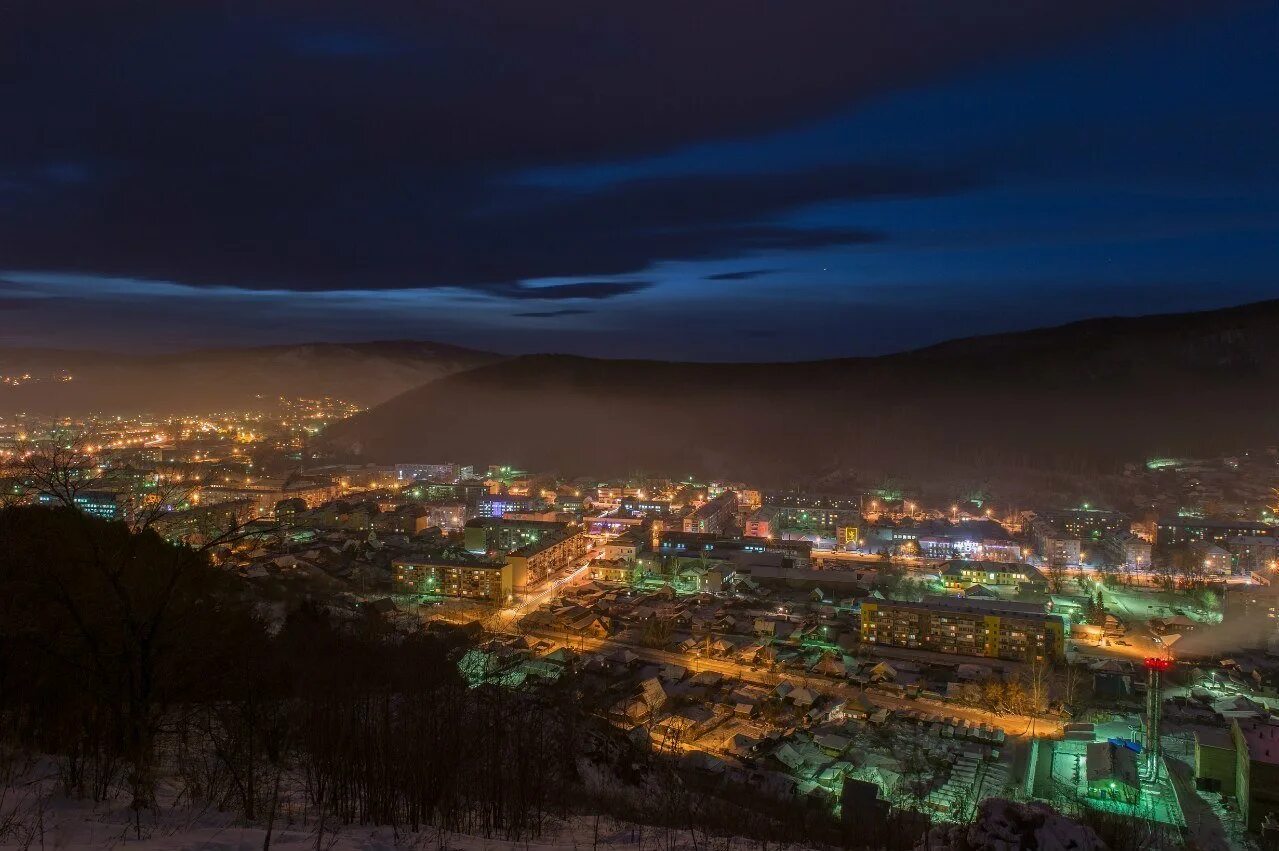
[859,596,1065,661]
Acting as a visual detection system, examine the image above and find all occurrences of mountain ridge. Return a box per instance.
[322,298,1279,483]
[0,340,500,414]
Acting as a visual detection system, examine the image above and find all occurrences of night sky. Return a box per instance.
[2,1,1276,360]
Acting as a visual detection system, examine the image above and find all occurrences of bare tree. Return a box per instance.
[1044,561,1068,594]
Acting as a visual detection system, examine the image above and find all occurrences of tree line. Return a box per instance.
[0,504,590,842]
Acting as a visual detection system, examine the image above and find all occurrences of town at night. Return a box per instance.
[2,2,1278,850]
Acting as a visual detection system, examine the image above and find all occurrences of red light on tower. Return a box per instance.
[1144,657,1172,672]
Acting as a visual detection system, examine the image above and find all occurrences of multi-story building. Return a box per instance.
[37,489,127,520]
[620,495,672,516]
[735,489,763,512]
[764,491,864,512]
[155,497,256,543]
[393,555,513,604]
[1227,536,1279,575]
[425,502,467,532]
[759,491,863,532]
[554,493,584,514]
[1157,517,1275,549]
[914,520,1019,561]
[586,513,644,538]
[588,557,635,583]
[1043,508,1128,543]
[1100,531,1152,571]
[656,530,811,569]
[382,505,440,535]
[1196,718,1279,830]
[1190,541,1233,576]
[859,596,1066,661]
[939,560,1048,592]
[602,528,644,562]
[592,485,641,507]
[334,465,398,490]
[476,494,538,518]
[1026,517,1081,566]
[201,477,336,514]
[1237,718,1279,831]
[274,496,308,528]
[504,528,590,587]
[395,462,462,483]
[464,517,568,554]
[682,491,737,534]
[744,506,778,538]
[1224,583,1279,642]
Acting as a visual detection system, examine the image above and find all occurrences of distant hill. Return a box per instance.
[322,300,1279,482]
[0,341,497,414]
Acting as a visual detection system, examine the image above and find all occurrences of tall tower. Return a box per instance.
[1143,657,1171,780]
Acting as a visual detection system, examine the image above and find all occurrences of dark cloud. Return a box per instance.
[705,269,780,281]
[0,0,1200,295]
[512,309,594,319]
[501,282,651,301]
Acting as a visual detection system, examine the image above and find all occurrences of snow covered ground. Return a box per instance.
[2,798,819,851]
[0,765,815,851]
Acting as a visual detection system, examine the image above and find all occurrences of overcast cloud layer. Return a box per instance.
[1,0,1275,357]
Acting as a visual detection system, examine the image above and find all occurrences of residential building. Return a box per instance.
[1238,718,1279,831]
[425,502,467,532]
[587,514,644,537]
[656,530,811,569]
[274,496,308,527]
[1228,536,1279,575]
[1190,541,1233,576]
[745,503,861,542]
[1223,583,1279,648]
[602,528,644,562]
[911,520,1019,561]
[37,489,127,520]
[1100,531,1152,571]
[505,528,590,587]
[1044,508,1128,543]
[395,463,462,483]
[620,495,672,516]
[476,494,538,518]
[859,596,1066,661]
[744,506,778,539]
[378,504,431,535]
[464,517,568,554]
[682,491,737,534]
[1026,517,1081,566]
[393,555,514,604]
[588,558,634,583]
[1157,517,1275,549]
[759,491,864,532]
[554,493,584,514]
[200,477,336,514]
[1203,718,1279,830]
[413,480,488,504]
[939,560,1047,592]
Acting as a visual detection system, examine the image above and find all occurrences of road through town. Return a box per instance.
[512,624,1062,738]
